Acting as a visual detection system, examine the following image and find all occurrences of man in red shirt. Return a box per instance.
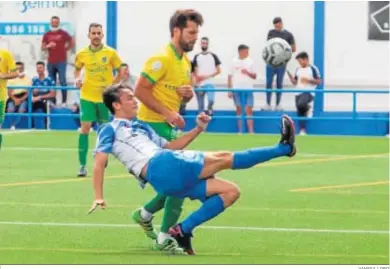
[42,16,74,106]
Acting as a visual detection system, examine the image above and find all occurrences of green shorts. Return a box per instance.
[80,99,109,123]
[146,121,177,141]
[0,101,5,125]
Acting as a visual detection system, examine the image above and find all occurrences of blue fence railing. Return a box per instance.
[6,86,390,130]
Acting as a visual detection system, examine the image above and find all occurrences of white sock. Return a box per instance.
[140,207,152,221]
[157,232,170,244]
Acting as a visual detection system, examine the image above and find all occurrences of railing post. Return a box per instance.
[352,91,357,119]
[240,91,246,133]
[27,88,32,128]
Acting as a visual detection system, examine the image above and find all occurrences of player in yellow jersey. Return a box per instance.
[0,48,18,148]
[74,23,122,176]
[133,9,203,254]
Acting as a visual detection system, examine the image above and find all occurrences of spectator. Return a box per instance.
[42,16,74,107]
[228,44,257,134]
[193,37,221,115]
[264,17,296,111]
[6,62,32,129]
[31,61,56,127]
[113,63,137,90]
[287,52,321,136]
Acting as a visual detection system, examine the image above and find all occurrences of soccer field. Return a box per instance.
[0,131,388,264]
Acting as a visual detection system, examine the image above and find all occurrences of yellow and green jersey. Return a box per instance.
[138,43,192,122]
[0,49,17,101]
[75,45,122,102]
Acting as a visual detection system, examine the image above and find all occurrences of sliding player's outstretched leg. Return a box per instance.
[199,114,296,179]
[169,115,296,254]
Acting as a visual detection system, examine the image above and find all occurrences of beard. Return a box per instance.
[201,46,208,51]
[92,39,102,46]
[179,38,195,53]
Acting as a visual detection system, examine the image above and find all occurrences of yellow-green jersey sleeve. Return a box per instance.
[140,55,168,85]
[74,51,84,70]
[6,51,17,72]
[111,50,122,70]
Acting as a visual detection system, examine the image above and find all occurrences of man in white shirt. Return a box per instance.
[287,52,322,135]
[228,45,257,133]
[193,37,221,115]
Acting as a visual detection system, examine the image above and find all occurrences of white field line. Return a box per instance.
[1,130,39,135]
[2,146,388,159]
[0,221,388,235]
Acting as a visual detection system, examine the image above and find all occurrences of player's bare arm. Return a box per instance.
[164,113,210,150]
[74,68,83,88]
[88,152,108,214]
[176,85,194,103]
[0,71,18,80]
[135,77,185,128]
[135,76,171,116]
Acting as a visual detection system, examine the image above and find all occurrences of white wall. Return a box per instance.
[324,1,389,112]
[325,1,389,87]
[73,1,107,52]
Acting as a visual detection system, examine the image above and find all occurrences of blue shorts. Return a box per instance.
[233,92,254,107]
[145,150,207,201]
[7,99,28,112]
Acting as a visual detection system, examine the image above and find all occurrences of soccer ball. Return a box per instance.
[262,37,292,67]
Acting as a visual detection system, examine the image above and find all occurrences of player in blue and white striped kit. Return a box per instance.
[89,83,297,255]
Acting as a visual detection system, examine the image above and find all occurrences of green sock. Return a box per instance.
[160,197,185,233]
[78,133,89,166]
[0,133,2,149]
[144,193,166,213]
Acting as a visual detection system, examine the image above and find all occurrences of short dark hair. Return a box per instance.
[295,52,309,60]
[238,44,249,51]
[201,37,209,42]
[15,61,24,66]
[51,16,60,21]
[89,23,103,32]
[120,63,129,68]
[103,83,132,114]
[169,9,204,37]
[273,17,282,24]
[36,61,45,66]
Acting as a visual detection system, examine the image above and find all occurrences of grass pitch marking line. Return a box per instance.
[3,146,389,159]
[1,130,38,135]
[0,201,387,215]
[0,247,387,259]
[299,190,389,196]
[0,221,388,235]
[0,174,129,187]
[290,180,390,193]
